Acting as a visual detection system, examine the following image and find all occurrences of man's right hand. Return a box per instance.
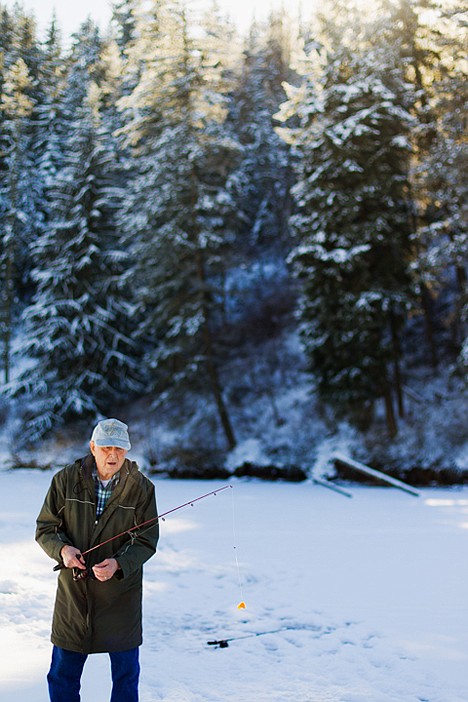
[60,545,86,569]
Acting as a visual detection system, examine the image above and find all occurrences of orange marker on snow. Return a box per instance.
[237,601,246,609]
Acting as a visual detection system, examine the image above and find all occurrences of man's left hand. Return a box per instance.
[92,558,120,582]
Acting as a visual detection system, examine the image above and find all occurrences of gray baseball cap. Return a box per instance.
[91,418,131,450]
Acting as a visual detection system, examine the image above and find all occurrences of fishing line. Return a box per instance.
[231,484,246,610]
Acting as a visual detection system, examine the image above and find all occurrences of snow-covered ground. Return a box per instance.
[1,470,467,702]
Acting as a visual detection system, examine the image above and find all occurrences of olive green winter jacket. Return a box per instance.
[36,456,158,654]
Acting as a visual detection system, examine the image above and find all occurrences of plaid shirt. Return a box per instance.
[94,469,120,518]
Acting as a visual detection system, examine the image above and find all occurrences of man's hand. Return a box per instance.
[92,558,120,582]
[61,545,86,570]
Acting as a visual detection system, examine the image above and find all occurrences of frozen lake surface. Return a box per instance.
[1,470,467,701]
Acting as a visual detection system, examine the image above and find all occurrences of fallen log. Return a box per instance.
[334,453,419,497]
[312,476,353,498]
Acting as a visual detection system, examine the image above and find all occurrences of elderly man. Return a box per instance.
[36,418,158,702]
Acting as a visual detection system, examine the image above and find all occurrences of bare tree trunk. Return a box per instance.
[384,386,398,438]
[382,361,399,438]
[453,264,467,350]
[195,249,237,451]
[1,247,13,385]
[421,283,438,368]
[390,311,405,418]
[446,228,467,351]
[1,156,18,386]
[204,343,237,450]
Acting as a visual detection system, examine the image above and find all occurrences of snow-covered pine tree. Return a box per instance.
[0,5,47,384]
[276,5,416,435]
[111,0,138,57]
[382,0,452,367]
[34,15,67,195]
[12,21,141,441]
[229,12,292,254]
[0,56,35,384]
[25,14,67,314]
[118,0,241,449]
[95,39,126,135]
[219,12,298,341]
[397,0,467,368]
[429,0,467,368]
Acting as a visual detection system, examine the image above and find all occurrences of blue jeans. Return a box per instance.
[47,645,140,702]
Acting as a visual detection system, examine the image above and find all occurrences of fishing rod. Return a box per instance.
[53,484,232,578]
[208,628,292,649]
[207,623,329,648]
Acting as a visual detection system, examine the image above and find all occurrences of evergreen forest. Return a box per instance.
[0,0,466,479]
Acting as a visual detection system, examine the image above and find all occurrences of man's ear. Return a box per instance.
[89,440,96,456]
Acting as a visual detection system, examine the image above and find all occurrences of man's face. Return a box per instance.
[90,442,127,477]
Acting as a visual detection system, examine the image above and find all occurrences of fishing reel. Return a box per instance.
[53,557,94,581]
[72,567,95,582]
[208,639,230,648]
